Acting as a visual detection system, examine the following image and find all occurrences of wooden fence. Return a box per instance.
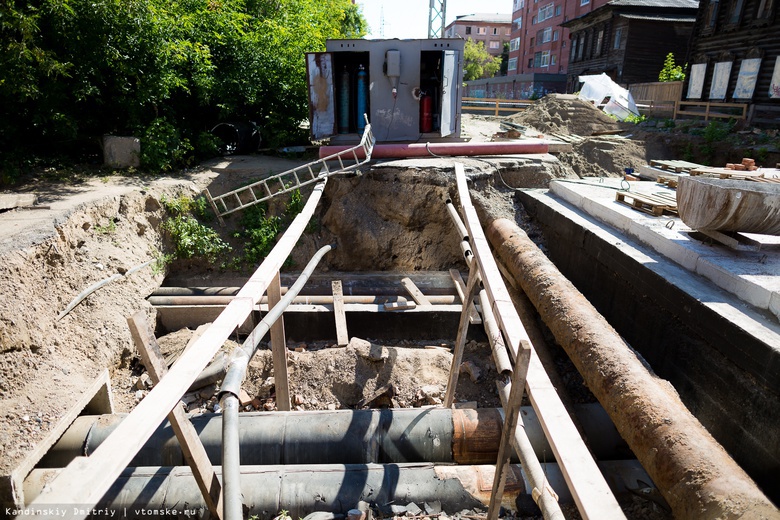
[629,81,683,118]
[461,97,533,116]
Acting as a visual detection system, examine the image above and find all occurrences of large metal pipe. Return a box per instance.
[486,217,780,520]
[319,141,550,160]
[218,244,334,519]
[24,461,654,517]
[38,406,628,469]
[148,294,458,306]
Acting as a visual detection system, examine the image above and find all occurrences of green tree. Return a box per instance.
[463,38,500,81]
[659,52,686,82]
[499,42,509,76]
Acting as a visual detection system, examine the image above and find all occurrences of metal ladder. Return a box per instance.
[204,119,376,224]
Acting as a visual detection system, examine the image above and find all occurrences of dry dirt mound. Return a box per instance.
[508,94,622,136]
[562,136,649,178]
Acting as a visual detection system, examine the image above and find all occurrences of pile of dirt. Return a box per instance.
[561,137,650,178]
[507,94,623,136]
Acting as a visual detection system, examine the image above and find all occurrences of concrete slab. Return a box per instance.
[549,178,780,320]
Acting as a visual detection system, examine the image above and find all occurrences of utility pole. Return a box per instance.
[428,0,446,38]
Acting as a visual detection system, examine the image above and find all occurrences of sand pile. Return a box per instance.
[508,94,622,136]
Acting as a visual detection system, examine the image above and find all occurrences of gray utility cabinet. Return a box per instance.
[306,38,464,142]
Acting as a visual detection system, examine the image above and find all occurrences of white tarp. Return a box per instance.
[578,73,640,120]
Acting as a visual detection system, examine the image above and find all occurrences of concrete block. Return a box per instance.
[770,292,780,322]
[103,135,140,168]
[628,221,700,271]
[550,180,583,207]
[695,258,771,309]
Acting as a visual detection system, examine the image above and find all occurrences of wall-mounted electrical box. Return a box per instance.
[306,38,465,143]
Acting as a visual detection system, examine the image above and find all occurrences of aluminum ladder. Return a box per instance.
[204,119,376,225]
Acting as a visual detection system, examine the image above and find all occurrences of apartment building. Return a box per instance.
[507,0,610,76]
[444,13,512,57]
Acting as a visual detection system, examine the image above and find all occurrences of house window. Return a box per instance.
[509,57,518,70]
[704,0,719,30]
[613,27,622,48]
[538,3,554,22]
[493,27,499,35]
[534,52,542,67]
[727,0,745,23]
[510,37,521,51]
[551,54,557,65]
[530,37,535,46]
[571,35,578,60]
[581,0,590,5]
[528,58,534,68]
[506,28,511,35]
[513,17,523,30]
[541,50,551,66]
[489,40,500,49]
[577,33,585,59]
[532,15,537,24]
[595,29,603,55]
[514,0,525,9]
[466,26,472,35]
[553,30,559,41]
[555,5,562,16]
[477,26,487,35]
[755,0,775,20]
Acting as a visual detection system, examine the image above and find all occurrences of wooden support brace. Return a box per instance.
[269,271,291,411]
[126,311,223,519]
[444,262,481,408]
[332,280,349,347]
[449,269,482,324]
[488,346,531,520]
[400,276,432,306]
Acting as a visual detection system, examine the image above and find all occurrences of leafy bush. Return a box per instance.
[236,204,281,266]
[158,195,231,267]
[659,53,686,82]
[140,119,194,171]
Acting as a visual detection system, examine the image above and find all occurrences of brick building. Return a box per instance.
[444,13,512,57]
[507,0,611,77]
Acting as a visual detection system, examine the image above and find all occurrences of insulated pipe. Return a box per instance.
[38,406,629,469]
[486,217,780,520]
[446,200,469,241]
[24,461,655,516]
[218,244,334,520]
[319,141,550,160]
[148,294,458,306]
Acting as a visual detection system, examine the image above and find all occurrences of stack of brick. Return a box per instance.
[724,158,758,171]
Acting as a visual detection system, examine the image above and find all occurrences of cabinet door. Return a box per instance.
[440,50,461,137]
[306,53,336,139]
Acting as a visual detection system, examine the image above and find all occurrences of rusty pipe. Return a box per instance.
[319,141,550,160]
[486,217,780,520]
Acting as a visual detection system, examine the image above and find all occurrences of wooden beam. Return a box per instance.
[126,312,223,519]
[444,262,481,407]
[332,280,349,347]
[449,269,482,324]
[488,347,530,520]
[454,163,624,520]
[269,271,291,411]
[401,277,432,306]
[26,179,329,518]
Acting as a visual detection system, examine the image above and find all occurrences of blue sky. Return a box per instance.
[356,0,513,39]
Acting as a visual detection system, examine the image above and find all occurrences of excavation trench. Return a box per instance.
[3,154,773,519]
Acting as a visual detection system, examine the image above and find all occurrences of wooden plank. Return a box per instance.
[400,276,432,306]
[454,162,624,520]
[449,269,482,324]
[26,179,329,518]
[615,191,677,216]
[487,343,531,520]
[270,271,291,410]
[127,312,223,519]
[444,263,482,408]
[332,280,349,347]
[383,299,416,310]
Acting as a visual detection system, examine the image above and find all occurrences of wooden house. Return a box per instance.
[561,0,698,92]
[684,0,780,124]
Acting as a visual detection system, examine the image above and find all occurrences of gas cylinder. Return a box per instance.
[420,93,433,133]
[356,64,368,133]
[338,66,350,134]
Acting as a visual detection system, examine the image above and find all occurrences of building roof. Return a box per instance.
[451,13,512,24]
[608,0,698,8]
[619,12,697,21]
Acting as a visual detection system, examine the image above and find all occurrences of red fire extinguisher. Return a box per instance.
[420,93,433,133]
